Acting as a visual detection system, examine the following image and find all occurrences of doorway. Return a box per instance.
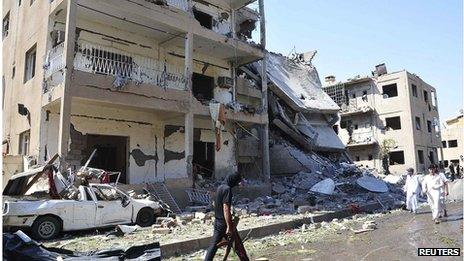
[84,134,129,184]
[193,141,215,178]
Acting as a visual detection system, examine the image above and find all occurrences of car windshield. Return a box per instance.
[92,186,122,201]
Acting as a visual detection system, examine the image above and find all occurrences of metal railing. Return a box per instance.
[43,42,65,79]
[44,40,187,91]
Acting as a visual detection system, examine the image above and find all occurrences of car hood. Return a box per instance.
[131,198,162,210]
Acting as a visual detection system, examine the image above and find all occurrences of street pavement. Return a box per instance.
[260,202,463,261]
[175,201,463,260]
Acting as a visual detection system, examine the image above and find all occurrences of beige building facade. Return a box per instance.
[2,0,269,195]
[440,114,464,169]
[323,64,442,174]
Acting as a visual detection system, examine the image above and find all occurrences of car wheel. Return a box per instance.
[31,216,61,240]
[136,208,155,227]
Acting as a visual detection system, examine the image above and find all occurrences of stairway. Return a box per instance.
[146,182,182,214]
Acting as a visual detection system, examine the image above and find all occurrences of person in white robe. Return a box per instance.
[403,168,420,213]
[422,164,444,224]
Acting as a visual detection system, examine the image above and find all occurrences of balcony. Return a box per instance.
[43,40,187,92]
[347,130,378,147]
[340,99,374,117]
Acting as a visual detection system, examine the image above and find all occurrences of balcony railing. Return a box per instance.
[44,40,187,91]
[341,99,373,115]
[348,129,377,145]
[44,42,65,79]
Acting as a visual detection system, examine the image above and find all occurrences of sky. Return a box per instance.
[260,0,463,122]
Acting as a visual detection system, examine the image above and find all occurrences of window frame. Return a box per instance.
[411,84,418,97]
[448,140,458,148]
[418,150,424,164]
[382,83,398,98]
[415,116,421,130]
[385,116,402,130]
[24,44,37,83]
[18,130,30,155]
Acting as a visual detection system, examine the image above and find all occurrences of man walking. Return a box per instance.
[403,168,420,213]
[449,163,455,182]
[438,166,449,217]
[204,173,243,261]
[422,164,445,224]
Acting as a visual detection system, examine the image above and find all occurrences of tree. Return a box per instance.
[379,139,396,175]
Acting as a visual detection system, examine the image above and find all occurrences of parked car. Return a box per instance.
[3,183,165,240]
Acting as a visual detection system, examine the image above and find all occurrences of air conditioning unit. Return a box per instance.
[217,76,233,89]
[50,30,65,47]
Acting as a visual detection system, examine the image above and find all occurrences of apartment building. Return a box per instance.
[440,114,464,169]
[2,0,269,195]
[323,64,442,174]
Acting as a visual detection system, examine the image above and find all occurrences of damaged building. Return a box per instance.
[322,64,442,174]
[247,51,350,175]
[2,0,270,204]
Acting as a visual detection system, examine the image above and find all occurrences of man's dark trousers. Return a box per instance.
[204,219,227,260]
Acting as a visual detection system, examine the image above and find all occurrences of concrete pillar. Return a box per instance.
[184,31,193,91]
[184,31,194,179]
[57,0,77,160]
[184,111,194,179]
[258,0,270,181]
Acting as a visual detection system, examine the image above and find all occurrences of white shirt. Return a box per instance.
[422,174,444,193]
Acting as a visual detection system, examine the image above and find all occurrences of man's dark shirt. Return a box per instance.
[214,184,232,220]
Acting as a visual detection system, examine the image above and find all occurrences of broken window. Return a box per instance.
[192,73,214,102]
[423,90,428,103]
[385,116,401,130]
[418,150,424,164]
[427,120,432,133]
[368,154,373,160]
[355,156,360,161]
[382,83,398,98]
[362,90,368,101]
[448,140,458,148]
[3,11,9,39]
[415,117,421,130]
[19,130,30,155]
[389,151,405,165]
[24,44,37,83]
[412,84,417,97]
[193,9,213,29]
[442,141,447,148]
[429,151,435,164]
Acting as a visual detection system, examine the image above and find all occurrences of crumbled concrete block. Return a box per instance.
[152,227,171,234]
[194,212,206,220]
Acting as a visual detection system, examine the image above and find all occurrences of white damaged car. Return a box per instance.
[3,184,165,240]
